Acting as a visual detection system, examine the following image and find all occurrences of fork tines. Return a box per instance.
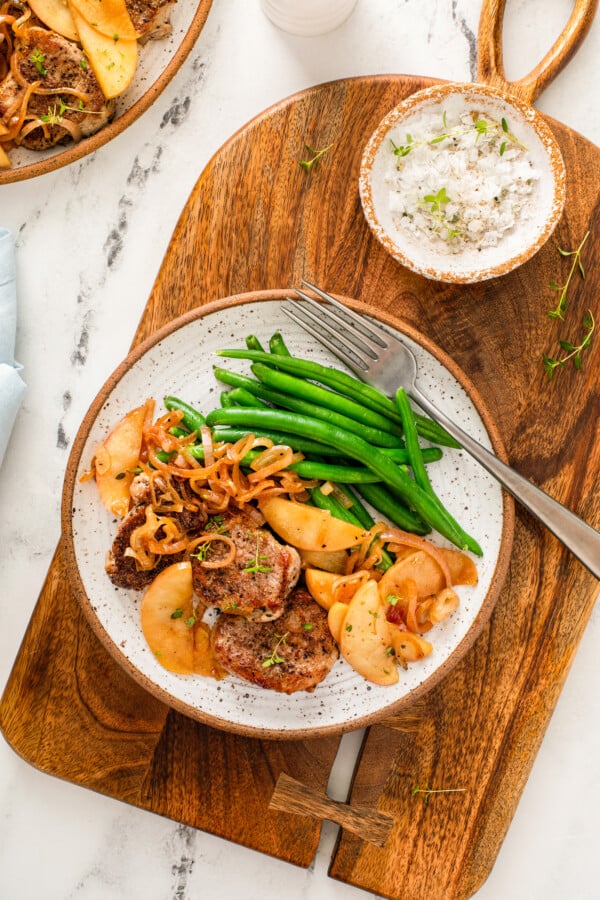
[283,282,390,375]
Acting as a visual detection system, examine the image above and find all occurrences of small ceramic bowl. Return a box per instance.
[359,82,566,283]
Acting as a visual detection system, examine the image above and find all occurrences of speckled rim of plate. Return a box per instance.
[0,0,213,185]
[61,290,514,741]
[359,81,567,284]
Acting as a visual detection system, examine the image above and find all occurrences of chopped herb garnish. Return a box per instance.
[185,615,196,629]
[170,608,183,620]
[543,310,595,380]
[548,230,590,320]
[302,623,314,631]
[391,111,527,160]
[412,782,466,805]
[262,632,288,668]
[243,537,272,575]
[29,48,47,77]
[191,541,213,562]
[299,143,333,172]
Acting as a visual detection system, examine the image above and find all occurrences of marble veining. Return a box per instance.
[1,1,599,898]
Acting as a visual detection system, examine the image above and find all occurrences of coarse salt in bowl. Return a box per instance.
[359,82,566,283]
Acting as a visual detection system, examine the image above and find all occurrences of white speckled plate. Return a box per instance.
[0,0,213,184]
[62,291,513,739]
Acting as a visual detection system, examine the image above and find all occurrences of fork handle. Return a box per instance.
[410,387,600,579]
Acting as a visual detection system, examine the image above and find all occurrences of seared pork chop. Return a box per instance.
[0,26,114,150]
[105,506,177,591]
[191,513,301,622]
[211,589,339,693]
[125,0,175,41]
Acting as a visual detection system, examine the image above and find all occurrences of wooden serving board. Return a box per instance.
[2,74,599,898]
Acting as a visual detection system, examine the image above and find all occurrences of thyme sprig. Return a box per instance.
[299,143,333,172]
[262,632,288,668]
[391,112,526,160]
[411,782,466,806]
[243,537,272,575]
[542,310,595,380]
[40,97,104,125]
[548,230,590,320]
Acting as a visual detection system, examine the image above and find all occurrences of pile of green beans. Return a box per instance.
[162,331,481,557]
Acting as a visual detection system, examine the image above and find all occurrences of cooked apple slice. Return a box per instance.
[68,4,138,99]
[0,144,10,169]
[28,0,79,40]
[259,496,369,552]
[305,568,337,610]
[94,400,150,516]
[390,630,433,664]
[378,548,477,602]
[141,561,195,675]
[70,0,138,40]
[327,601,348,644]
[340,580,398,686]
[299,548,348,573]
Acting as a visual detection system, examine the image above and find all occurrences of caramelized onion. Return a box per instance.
[188,533,236,569]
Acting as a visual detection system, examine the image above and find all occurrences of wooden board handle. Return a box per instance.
[477,0,599,104]
[269,773,395,848]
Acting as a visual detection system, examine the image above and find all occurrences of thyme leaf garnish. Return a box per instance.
[299,143,333,172]
[548,230,590,320]
[412,782,466,805]
[542,310,595,380]
[262,632,288,668]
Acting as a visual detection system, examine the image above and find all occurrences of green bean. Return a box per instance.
[355,482,430,535]
[220,391,238,408]
[215,367,403,448]
[164,396,206,433]
[210,425,442,466]
[205,407,481,554]
[269,332,291,356]
[216,350,460,448]
[226,387,271,409]
[395,387,433,493]
[251,362,403,437]
[310,485,361,526]
[394,386,474,543]
[168,426,189,438]
[245,334,265,351]
[335,484,376,530]
[289,460,393,483]
[211,426,349,456]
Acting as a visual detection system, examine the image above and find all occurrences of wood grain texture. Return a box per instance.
[139,74,600,897]
[477,0,599,103]
[141,714,340,863]
[1,72,599,895]
[0,543,168,800]
[269,773,395,848]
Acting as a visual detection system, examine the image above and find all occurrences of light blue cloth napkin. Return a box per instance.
[0,228,26,467]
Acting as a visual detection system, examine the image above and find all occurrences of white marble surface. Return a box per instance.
[1,1,599,898]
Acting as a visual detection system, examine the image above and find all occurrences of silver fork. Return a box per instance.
[283,281,600,579]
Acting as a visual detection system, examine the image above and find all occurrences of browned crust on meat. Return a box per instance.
[191,514,301,621]
[105,506,181,590]
[211,590,339,693]
[125,0,175,39]
[0,26,114,150]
